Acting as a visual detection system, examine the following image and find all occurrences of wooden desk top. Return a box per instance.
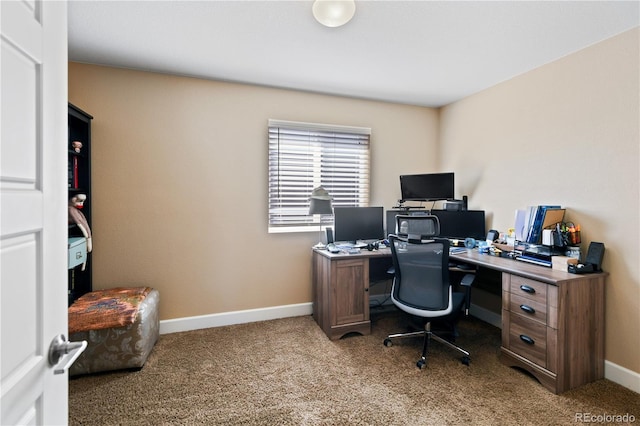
[313,246,607,285]
[449,250,607,285]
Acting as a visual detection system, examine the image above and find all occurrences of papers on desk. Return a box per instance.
[335,244,359,252]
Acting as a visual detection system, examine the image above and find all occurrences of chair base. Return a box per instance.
[384,322,470,369]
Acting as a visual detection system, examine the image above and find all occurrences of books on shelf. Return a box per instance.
[72,156,79,189]
[68,160,73,188]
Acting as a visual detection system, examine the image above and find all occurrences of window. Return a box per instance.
[268,119,371,233]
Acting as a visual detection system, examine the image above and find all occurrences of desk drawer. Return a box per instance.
[508,275,547,306]
[509,293,547,324]
[68,237,87,269]
[506,312,547,367]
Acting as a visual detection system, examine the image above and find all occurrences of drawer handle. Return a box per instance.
[520,285,536,294]
[519,334,535,345]
[520,304,536,314]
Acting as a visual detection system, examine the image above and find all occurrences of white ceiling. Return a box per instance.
[68,1,639,108]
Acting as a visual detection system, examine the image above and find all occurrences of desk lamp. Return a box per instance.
[309,186,333,249]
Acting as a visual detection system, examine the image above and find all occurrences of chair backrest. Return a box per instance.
[389,234,451,313]
[395,214,440,241]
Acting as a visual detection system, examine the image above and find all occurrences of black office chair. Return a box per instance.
[394,213,440,240]
[383,231,474,369]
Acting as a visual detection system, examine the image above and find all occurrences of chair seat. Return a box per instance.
[402,291,465,333]
[392,289,465,319]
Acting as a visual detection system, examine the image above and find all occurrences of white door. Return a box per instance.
[1,1,69,424]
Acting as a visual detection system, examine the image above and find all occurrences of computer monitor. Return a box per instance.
[399,172,455,202]
[333,206,384,245]
[430,210,486,240]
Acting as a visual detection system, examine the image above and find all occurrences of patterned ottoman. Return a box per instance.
[68,287,160,376]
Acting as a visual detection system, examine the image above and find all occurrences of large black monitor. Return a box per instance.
[431,210,486,240]
[333,206,384,245]
[399,172,454,201]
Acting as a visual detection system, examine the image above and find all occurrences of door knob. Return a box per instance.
[48,334,87,375]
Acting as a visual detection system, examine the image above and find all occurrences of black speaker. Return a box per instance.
[462,195,468,211]
[584,242,605,271]
[325,227,334,244]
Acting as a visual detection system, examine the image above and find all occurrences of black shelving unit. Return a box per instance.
[68,103,93,305]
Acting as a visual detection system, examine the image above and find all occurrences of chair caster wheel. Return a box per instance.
[416,359,426,369]
[461,356,470,366]
[383,338,393,347]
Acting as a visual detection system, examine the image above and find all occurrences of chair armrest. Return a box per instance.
[460,273,475,287]
[460,273,474,315]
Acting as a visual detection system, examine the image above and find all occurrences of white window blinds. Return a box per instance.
[268,119,371,232]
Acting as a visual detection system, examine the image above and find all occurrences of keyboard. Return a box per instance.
[449,247,467,255]
[516,255,552,267]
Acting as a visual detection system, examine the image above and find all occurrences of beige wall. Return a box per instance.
[440,28,639,373]
[69,27,639,376]
[68,62,439,318]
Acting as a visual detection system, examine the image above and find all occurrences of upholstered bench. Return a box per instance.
[68,286,160,376]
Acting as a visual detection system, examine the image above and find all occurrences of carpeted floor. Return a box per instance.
[69,312,639,425]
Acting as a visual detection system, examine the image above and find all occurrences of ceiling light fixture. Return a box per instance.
[312,0,356,28]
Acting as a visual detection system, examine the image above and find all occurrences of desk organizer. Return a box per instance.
[68,286,159,376]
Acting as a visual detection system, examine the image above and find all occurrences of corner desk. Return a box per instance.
[311,246,607,394]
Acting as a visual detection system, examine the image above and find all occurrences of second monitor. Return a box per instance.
[431,210,486,241]
[386,209,486,241]
[333,206,384,245]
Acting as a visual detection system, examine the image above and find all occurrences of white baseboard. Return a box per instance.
[159,302,313,335]
[159,302,640,395]
[605,360,640,394]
